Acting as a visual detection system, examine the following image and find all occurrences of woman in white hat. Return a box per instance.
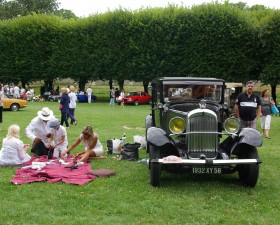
[25,107,55,156]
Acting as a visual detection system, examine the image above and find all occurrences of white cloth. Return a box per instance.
[0,137,31,165]
[261,115,272,129]
[79,133,103,156]
[68,92,77,109]
[25,116,54,143]
[51,126,68,158]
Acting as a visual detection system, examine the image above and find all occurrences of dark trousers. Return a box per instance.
[31,141,49,156]
[68,108,76,124]
[61,112,69,127]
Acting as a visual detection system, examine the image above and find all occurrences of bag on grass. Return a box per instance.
[120,143,141,161]
[106,139,124,154]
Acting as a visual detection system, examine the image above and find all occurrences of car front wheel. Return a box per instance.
[149,145,161,187]
[237,144,259,187]
[10,103,19,111]
[134,100,139,106]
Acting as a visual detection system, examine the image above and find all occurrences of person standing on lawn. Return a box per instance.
[234,80,261,129]
[59,87,70,128]
[109,87,115,107]
[86,86,93,103]
[0,84,4,131]
[260,89,275,139]
[68,85,78,125]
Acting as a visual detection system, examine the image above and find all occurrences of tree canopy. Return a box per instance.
[0,1,279,99]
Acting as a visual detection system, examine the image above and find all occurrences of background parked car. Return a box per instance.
[3,94,28,111]
[116,91,151,106]
[76,94,97,103]
[48,94,61,102]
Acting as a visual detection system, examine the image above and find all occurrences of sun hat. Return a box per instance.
[49,119,60,128]
[37,107,54,121]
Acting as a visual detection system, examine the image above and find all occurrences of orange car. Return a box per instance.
[3,94,28,111]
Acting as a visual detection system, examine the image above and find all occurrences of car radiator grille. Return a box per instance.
[187,111,218,159]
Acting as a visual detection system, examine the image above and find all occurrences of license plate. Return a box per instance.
[192,167,222,174]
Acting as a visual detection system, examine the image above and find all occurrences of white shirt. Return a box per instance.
[14,86,20,95]
[68,92,77,109]
[25,116,54,143]
[86,88,92,96]
[0,137,31,165]
[51,126,68,150]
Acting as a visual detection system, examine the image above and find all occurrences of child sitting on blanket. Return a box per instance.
[47,119,68,158]
[61,125,104,163]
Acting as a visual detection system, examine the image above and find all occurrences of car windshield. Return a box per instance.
[163,84,223,103]
[126,92,140,96]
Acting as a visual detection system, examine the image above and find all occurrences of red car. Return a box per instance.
[117,91,151,106]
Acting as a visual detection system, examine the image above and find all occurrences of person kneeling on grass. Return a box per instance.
[61,125,104,162]
[47,118,68,158]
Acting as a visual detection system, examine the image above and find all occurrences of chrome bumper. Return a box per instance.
[151,158,262,165]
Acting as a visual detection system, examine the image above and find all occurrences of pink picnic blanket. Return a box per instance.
[11,155,95,185]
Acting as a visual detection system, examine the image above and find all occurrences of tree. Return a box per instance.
[54,9,77,19]
[259,11,280,102]
[0,0,59,19]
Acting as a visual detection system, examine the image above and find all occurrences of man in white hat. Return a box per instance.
[25,107,55,156]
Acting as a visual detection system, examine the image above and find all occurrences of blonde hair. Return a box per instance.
[82,125,95,146]
[70,85,76,92]
[7,124,20,139]
[61,87,68,94]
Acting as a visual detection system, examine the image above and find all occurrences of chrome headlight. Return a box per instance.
[224,117,241,134]
[169,117,185,134]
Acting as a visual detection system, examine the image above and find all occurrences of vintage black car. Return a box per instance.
[146,77,262,187]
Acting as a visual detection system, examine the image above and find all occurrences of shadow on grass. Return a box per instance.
[157,171,244,189]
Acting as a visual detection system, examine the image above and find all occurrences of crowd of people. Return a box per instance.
[0,81,277,166]
[0,83,105,166]
[0,104,104,166]
[2,83,36,101]
[234,80,276,138]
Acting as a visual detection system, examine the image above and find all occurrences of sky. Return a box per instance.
[58,0,280,17]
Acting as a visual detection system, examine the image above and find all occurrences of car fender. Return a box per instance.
[147,127,173,147]
[238,128,262,147]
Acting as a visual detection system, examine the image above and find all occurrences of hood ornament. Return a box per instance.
[199,99,206,109]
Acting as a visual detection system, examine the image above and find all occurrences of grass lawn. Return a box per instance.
[0,101,279,225]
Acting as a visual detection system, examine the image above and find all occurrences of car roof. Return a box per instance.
[157,77,225,82]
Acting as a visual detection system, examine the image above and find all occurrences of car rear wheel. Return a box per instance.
[134,100,139,106]
[149,145,161,187]
[10,103,19,111]
[237,144,259,187]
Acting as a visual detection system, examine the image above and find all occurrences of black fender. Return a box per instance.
[231,128,262,155]
[239,128,262,147]
[147,127,174,147]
